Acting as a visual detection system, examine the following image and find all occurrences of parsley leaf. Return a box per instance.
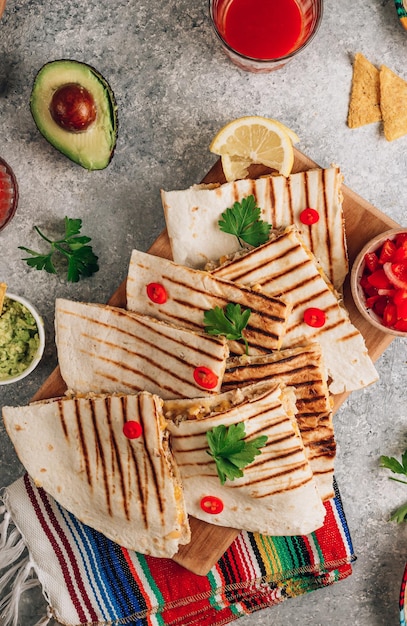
[203,303,251,354]
[218,195,272,248]
[19,217,99,283]
[380,449,407,523]
[206,422,268,485]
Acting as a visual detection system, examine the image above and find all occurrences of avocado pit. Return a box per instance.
[50,83,97,132]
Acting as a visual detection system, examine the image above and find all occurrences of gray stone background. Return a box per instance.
[0,0,406,624]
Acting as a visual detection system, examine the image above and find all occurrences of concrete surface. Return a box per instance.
[0,0,407,624]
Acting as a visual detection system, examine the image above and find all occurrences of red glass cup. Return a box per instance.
[0,157,19,232]
[209,0,323,73]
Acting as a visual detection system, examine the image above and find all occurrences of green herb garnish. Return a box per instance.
[206,422,268,485]
[380,449,407,522]
[203,303,251,354]
[19,217,99,283]
[218,195,272,248]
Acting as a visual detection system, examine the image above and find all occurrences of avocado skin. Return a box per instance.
[30,60,118,171]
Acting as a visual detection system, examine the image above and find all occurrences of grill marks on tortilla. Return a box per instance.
[263,167,345,287]
[55,395,167,527]
[55,300,228,399]
[210,226,378,396]
[126,251,290,355]
[168,383,315,496]
[222,344,336,500]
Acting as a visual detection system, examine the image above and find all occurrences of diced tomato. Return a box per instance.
[392,241,407,263]
[394,319,407,332]
[392,262,407,284]
[394,289,407,307]
[395,233,407,247]
[397,300,407,320]
[382,302,398,327]
[365,294,388,317]
[367,269,392,290]
[360,274,378,297]
[364,251,380,273]
[383,262,407,290]
[378,239,397,264]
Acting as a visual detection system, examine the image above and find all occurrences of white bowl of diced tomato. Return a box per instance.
[351,228,407,336]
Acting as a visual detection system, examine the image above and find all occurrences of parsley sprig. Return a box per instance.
[218,195,272,248]
[380,449,407,522]
[19,217,99,283]
[203,303,251,354]
[207,422,268,485]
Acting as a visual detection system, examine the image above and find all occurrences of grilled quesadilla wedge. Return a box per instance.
[161,166,347,289]
[210,226,378,395]
[2,392,190,558]
[55,298,229,399]
[126,249,290,355]
[164,381,326,536]
[222,344,335,500]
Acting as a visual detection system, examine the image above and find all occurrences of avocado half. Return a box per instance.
[30,60,118,171]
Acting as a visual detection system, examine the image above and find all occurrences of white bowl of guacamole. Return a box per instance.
[0,293,45,384]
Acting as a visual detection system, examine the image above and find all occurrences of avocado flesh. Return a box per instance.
[30,60,117,171]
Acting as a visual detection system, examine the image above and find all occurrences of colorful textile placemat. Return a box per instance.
[0,473,355,626]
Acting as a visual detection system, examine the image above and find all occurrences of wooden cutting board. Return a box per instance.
[31,149,400,575]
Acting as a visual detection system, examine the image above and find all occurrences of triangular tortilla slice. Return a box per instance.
[2,392,190,558]
[211,226,378,395]
[126,248,291,355]
[55,298,229,399]
[222,344,335,501]
[380,64,407,141]
[164,381,326,536]
[347,52,382,128]
[161,167,348,290]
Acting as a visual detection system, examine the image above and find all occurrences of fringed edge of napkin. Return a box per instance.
[0,497,52,626]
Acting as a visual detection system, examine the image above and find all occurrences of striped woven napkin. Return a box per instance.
[0,473,355,626]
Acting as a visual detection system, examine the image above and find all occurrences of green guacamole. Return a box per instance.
[0,297,40,380]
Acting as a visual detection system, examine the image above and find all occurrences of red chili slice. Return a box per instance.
[393,242,407,263]
[395,233,407,247]
[146,282,168,304]
[123,421,143,439]
[299,208,319,225]
[193,366,218,390]
[303,307,326,328]
[200,495,224,514]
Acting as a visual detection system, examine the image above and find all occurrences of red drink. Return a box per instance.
[223,0,303,60]
[209,0,323,73]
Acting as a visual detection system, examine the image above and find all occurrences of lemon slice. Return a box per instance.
[210,116,299,181]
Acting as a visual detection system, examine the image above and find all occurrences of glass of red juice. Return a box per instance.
[209,0,323,73]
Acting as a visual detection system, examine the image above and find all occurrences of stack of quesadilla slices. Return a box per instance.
[163,381,326,536]
[210,225,378,395]
[2,163,380,561]
[222,344,335,501]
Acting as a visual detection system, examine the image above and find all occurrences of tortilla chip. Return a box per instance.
[380,64,407,141]
[0,283,6,314]
[347,53,382,128]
